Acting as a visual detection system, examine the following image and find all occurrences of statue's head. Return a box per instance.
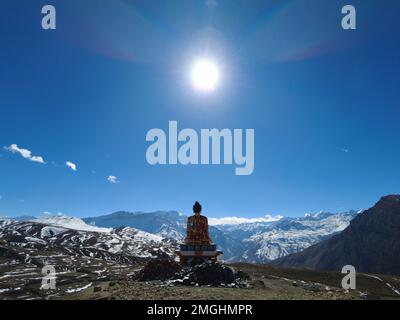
[193,201,202,215]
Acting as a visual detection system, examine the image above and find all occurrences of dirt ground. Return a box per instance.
[67,263,400,300]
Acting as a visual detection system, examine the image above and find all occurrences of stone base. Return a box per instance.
[175,244,223,267]
[179,244,217,251]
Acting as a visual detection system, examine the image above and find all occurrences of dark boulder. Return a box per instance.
[135,258,181,281]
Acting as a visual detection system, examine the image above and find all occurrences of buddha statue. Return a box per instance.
[176,201,222,266]
[185,201,212,245]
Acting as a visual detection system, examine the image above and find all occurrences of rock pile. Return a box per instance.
[135,259,250,288]
[166,262,250,288]
[134,258,181,281]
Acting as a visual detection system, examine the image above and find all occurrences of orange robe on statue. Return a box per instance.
[185,214,212,245]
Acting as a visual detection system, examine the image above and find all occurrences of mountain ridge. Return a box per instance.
[274,195,400,275]
[1,209,359,263]
[82,209,358,262]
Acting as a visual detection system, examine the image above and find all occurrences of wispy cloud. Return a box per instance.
[4,144,46,164]
[66,161,77,171]
[107,175,120,184]
[208,215,283,226]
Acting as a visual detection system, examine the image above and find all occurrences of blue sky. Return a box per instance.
[1,0,400,218]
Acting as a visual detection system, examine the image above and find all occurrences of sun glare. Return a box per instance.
[191,59,220,93]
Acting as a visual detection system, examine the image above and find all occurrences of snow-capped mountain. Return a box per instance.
[82,210,358,262]
[275,196,400,275]
[0,217,177,299]
[0,217,176,260]
[218,211,358,262]
[83,211,245,261]
[34,215,111,233]
[84,211,187,239]
[2,210,358,263]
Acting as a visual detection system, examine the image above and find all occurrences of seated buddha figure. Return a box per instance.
[185,201,212,246]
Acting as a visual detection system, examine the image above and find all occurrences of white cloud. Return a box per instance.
[4,144,46,164]
[42,211,64,216]
[208,215,283,226]
[107,175,119,184]
[66,161,77,171]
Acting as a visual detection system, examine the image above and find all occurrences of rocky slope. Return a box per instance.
[0,217,176,299]
[274,195,400,275]
[0,216,176,260]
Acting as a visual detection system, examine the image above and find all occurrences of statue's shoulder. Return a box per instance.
[187,215,207,221]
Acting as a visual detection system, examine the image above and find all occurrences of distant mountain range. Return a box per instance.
[274,195,400,275]
[218,211,358,262]
[83,211,245,261]
[1,209,359,263]
[2,195,400,276]
[1,200,400,299]
[82,210,358,262]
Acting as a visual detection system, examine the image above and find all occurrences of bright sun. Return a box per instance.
[191,59,220,93]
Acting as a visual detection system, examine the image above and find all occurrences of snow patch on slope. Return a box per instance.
[34,216,111,233]
[209,215,283,226]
